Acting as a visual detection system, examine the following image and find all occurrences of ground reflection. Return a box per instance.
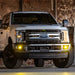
[0,72,74,75]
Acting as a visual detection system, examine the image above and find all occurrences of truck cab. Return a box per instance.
[0,11,74,68]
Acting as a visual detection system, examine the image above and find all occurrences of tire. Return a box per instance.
[3,45,23,69]
[34,59,44,67]
[53,48,74,68]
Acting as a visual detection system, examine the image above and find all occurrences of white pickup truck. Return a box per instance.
[0,11,74,68]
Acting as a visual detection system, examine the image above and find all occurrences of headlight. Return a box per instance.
[16,31,22,42]
[16,31,26,42]
[63,45,69,50]
[61,31,69,43]
[17,35,22,38]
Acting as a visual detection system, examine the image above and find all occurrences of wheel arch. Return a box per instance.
[8,37,13,44]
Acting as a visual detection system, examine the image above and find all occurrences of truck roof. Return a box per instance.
[12,11,49,14]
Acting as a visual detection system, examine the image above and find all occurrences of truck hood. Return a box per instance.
[11,24,68,31]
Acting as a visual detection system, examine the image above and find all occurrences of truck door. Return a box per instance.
[0,29,7,51]
[0,14,10,51]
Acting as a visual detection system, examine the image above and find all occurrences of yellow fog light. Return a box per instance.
[63,45,69,50]
[16,45,23,50]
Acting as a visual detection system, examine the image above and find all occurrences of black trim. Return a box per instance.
[14,52,68,59]
[15,53,29,59]
[29,52,68,59]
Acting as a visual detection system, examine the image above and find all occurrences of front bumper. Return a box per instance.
[29,44,71,52]
[15,52,68,59]
[28,44,70,59]
[29,52,68,59]
[13,43,70,59]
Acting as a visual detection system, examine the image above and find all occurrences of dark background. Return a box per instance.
[0,0,74,26]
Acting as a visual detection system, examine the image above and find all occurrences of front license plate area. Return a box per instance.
[40,47,49,52]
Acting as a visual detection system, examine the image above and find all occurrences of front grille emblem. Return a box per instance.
[40,34,48,38]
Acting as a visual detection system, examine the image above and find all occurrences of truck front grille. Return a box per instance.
[25,30,61,51]
[27,39,61,44]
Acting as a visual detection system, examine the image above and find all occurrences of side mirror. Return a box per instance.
[62,19,69,27]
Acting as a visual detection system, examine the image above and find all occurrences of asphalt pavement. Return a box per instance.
[0,64,75,72]
[0,64,75,75]
[0,60,75,75]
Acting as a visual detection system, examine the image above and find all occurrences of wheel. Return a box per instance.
[34,59,44,67]
[3,45,23,69]
[53,48,74,68]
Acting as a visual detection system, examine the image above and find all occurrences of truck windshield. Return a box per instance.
[11,13,57,25]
